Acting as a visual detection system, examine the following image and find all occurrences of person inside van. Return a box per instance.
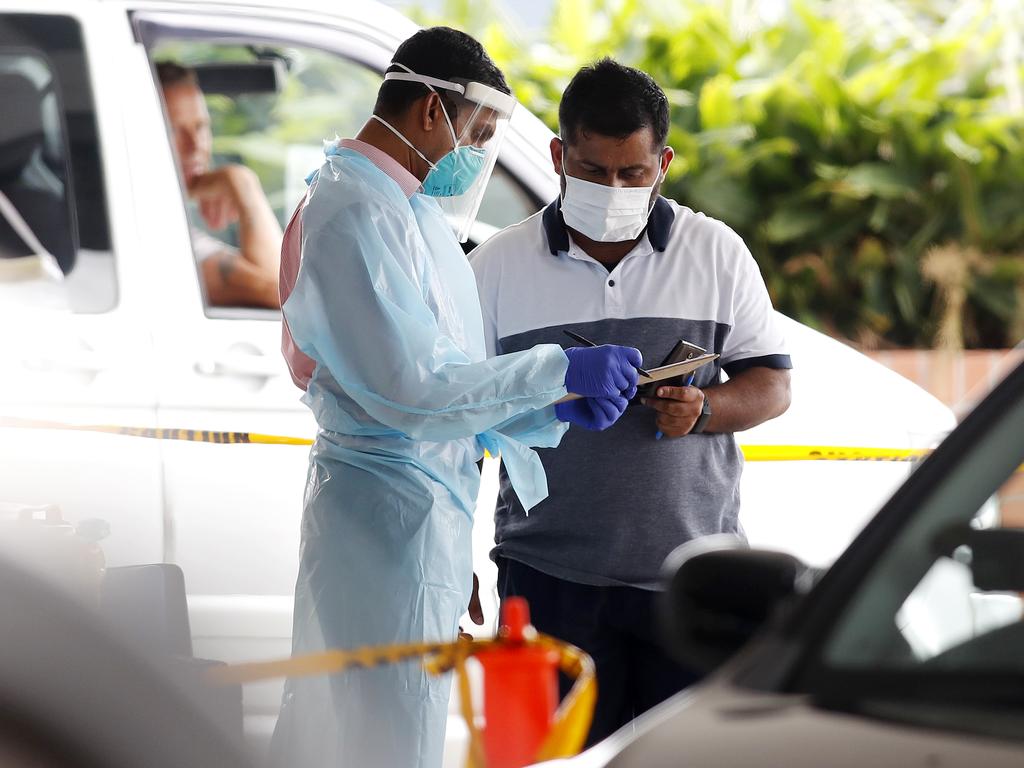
[157,61,282,309]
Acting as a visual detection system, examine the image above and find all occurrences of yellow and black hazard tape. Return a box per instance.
[1,415,947,463]
[0,416,313,447]
[210,633,596,768]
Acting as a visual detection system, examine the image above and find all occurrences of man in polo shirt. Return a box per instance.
[470,58,792,744]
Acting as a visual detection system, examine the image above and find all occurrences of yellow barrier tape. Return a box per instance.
[209,634,595,768]
[0,416,313,446]
[0,416,948,463]
[741,445,930,462]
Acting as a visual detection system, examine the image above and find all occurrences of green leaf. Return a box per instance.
[683,167,758,230]
[698,74,739,129]
[762,207,822,243]
[942,129,984,164]
[835,163,922,201]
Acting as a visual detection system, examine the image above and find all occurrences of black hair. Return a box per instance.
[559,58,669,149]
[155,61,198,89]
[374,26,510,119]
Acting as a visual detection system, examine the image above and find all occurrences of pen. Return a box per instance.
[655,371,696,441]
[563,330,652,379]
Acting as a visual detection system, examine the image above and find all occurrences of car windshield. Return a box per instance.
[799,352,1024,736]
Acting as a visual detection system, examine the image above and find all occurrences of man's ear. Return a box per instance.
[419,92,444,132]
[660,145,675,177]
[550,136,564,176]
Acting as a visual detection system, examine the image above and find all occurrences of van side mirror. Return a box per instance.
[193,61,284,95]
[659,536,810,674]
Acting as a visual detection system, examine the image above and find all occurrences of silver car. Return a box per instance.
[547,354,1024,767]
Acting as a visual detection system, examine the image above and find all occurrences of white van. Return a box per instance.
[0,0,954,763]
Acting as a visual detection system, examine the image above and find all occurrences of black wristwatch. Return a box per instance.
[691,390,712,434]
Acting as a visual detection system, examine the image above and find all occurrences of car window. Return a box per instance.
[822,426,1024,676]
[0,14,116,313]
[148,39,540,313]
[802,361,1024,736]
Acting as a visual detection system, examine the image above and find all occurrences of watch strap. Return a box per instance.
[691,390,712,434]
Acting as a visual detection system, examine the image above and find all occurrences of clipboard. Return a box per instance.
[556,352,719,404]
[637,339,708,399]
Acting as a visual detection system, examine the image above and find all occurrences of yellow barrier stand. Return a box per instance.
[209,634,597,768]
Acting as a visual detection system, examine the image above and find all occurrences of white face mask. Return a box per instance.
[560,172,658,242]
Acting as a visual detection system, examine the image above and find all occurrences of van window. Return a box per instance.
[148,39,539,314]
[0,14,116,313]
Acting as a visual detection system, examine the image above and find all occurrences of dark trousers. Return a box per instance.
[496,557,701,746]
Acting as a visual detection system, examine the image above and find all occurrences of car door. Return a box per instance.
[0,6,163,573]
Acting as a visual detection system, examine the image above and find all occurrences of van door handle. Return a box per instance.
[195,351,283,379]
[23,351,109,374]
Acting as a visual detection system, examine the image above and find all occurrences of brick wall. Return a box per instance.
[866,347,1024,527]
[866,348,1020,408]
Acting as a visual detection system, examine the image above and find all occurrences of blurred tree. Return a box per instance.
[412,0,1024,349]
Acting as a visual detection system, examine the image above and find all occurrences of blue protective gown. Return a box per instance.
[270,147,569,768]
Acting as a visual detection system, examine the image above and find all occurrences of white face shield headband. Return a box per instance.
[374,63,517,242]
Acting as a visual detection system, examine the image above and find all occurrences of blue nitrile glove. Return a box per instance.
[564,345,643,399]
[555,395,629,431]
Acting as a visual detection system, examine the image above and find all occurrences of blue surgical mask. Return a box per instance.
[421,145,486,197]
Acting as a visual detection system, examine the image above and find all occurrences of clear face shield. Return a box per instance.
[382,69,516,242]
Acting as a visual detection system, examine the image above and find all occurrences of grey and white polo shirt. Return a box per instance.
[470,197,791,589]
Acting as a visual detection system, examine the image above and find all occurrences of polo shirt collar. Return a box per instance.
[542,195,675,255]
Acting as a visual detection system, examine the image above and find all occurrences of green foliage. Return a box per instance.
[419,0,1024,348]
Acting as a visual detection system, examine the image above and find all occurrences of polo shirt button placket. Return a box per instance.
[605,272,622,313]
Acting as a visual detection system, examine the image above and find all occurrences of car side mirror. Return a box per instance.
[659,535,810,674]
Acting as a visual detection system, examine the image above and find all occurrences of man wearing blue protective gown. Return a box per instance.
[271,27,643,768]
